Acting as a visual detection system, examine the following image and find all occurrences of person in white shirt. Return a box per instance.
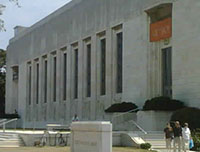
[182,123,191,152]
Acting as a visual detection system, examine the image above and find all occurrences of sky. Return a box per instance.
[0,0,72,50]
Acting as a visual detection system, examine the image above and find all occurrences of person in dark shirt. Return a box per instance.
[164,123,174,152]
[173,121,182,152]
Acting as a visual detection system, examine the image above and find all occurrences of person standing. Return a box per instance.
[72,114,79,122]
[164,123,174,152]
[173,121,182,152]
[182,123,191,152]
[41,130,48,146]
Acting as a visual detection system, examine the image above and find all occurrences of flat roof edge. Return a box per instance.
[9,0,82,44]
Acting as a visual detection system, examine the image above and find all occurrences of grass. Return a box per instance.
[0,147,156,152]
[113,147,157,152]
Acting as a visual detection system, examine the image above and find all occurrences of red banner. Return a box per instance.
[150,18,172,42]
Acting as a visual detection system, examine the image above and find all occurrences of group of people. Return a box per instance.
[164,121,192,152]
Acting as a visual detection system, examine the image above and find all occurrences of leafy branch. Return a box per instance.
[9,0,20,7]
[0,0,20,32]
[0,4,5,31]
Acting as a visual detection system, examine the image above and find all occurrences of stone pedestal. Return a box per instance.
[71,121,112,152]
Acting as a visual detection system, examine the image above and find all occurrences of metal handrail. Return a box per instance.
[111,107,141,119]
[111,107,147,135]
[0,118,18,132]
[0,118,18,126]
[131,120,147,134]
[0,119,7,124]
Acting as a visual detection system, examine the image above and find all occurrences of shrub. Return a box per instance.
[143,96,185,111]
[0,114,20,119]
[140,143,151,149]
[171,107,200,130]
[104,102,138,113]
[191,129,200,151]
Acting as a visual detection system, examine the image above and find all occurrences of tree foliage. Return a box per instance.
[0,4,6,31]
[0,49,6,115]
[0,0,19,31]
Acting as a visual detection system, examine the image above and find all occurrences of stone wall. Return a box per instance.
[172,0,200,107]
[137,111,173,131]
[7,0,175,128]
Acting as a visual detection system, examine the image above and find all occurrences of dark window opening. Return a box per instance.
[12,66,19,81]
[63,53,67,100]
[74,49,78,99]
[44,60,47,103]
[36,63,39,104]
[53,57,57,102]
[86,44,91,97]
[28,66,32,105]
[116,32,123,93]
[100,39,106,95]
[162,47,172,98]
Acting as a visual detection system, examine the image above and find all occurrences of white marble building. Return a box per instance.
[5,0,200,128]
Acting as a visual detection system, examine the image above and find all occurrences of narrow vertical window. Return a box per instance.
[44,60,47,103]
[116,32,123,93]
[100,38,106,95]
[74,49,78,99]
[12,67,19,81]
[53,56,57,102]
[36,63,39,104]
[28,66,32,105]
[63,53,67,100]
[162,47,172,97]
[86,44,91,97]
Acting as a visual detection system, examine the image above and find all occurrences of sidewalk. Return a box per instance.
[155,149,195,152]
[0,129,70,134]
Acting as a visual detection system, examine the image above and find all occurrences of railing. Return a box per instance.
[0,118,18,132]
[111,107,141,120]
[0,119,7,124]
[111,107,147,135]
[131,120,147,134]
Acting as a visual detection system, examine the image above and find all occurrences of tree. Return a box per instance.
[0,0,19,31]
[0,49,6,115]
[0,4,6,31]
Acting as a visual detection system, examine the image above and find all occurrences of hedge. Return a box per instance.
[170,107,200,130]
[0,114,20,119]
[143,96,185,111]
[105,102,138,113]
[140,143,151,150]
[191,129,200,151]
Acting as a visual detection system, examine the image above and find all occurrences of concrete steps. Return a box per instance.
[113,131,166,149]
[142,133,166,149]
[0,133,24,147]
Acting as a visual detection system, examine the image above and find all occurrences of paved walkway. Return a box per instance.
[0,147,68,152]
[0,130,197,152]
[155,149,195,152]
[0,147,156,152]
[0,130,70,134]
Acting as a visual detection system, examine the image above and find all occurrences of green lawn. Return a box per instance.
[0,147,156,152]
[113,147,156,152]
